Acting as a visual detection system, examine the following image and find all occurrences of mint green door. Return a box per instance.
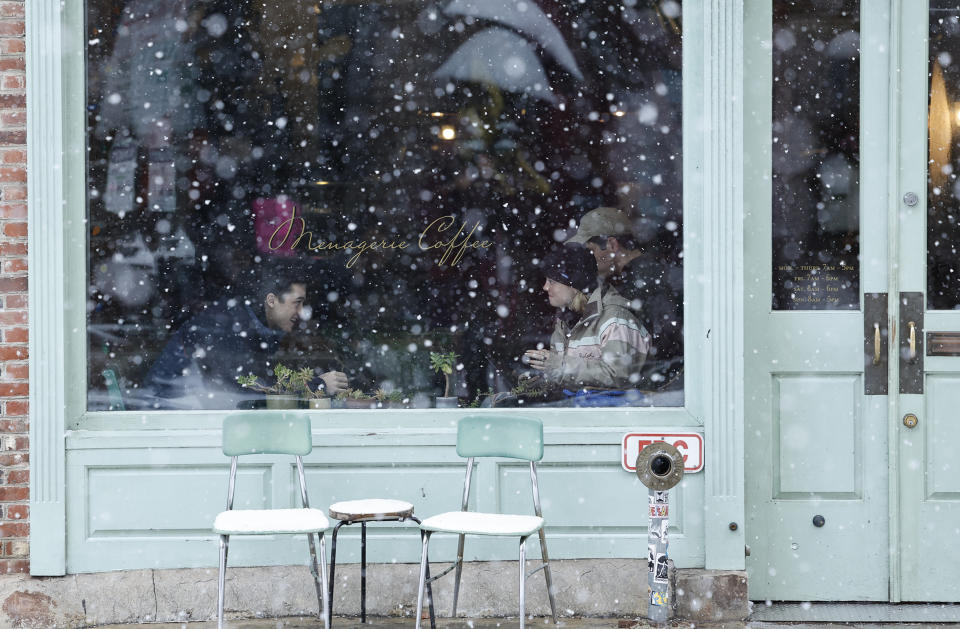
[746,0,960,602]
[743,0,892,601]
[896,0,960,602]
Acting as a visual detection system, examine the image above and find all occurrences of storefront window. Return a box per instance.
[771,0,860,310]
[929,1,960,310]
[86,0,684,411]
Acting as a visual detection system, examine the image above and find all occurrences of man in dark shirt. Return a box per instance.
[144,262,348,408]
[566,206,683,389]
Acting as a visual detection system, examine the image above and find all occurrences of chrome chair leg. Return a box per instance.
[409,516,436,629]
[415,531,431,629]
[519,536,528,629]
[217,534,229,629]
[307,532,329,629]
[537,527,558,623]
[451,533,466,617]
[319,533,330,629]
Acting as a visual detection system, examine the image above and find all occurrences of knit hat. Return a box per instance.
[540,244,599,294]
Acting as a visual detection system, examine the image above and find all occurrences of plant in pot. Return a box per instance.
[237,364,310,409]
[306,380,331,409]
[334,388,377,409]
[374,388,410,409]
[429,350,459,408]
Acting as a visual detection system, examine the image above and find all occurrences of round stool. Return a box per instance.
[328,499,435,628]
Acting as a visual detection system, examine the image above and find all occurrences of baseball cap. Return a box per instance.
[565,207,635,244]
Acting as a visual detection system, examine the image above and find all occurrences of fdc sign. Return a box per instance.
[621,433,704,473]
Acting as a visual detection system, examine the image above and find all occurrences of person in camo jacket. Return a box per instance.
[524,243,651,389]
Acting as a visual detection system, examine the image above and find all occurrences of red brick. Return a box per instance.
[0,111,24,127]
[3,362,26,379]
[0,3,23,17]
[0,347,26,362]
[4,540,28,557]
[0,311,26,325]
[0,487,27,502]
[4,505,27,521]
[0,242,24,258]
[0,4,22,18]
[0,523,28,537]
[3,327,26,343]
[0,382,27,396]
[0,454,26,466]
[0,168,23,183]
[0,129,23,143]
[0,22,23,37]
[1,185,26,201]
[0,94,23,108]
[4,470,27,484]
[0,75,22,91]
[0,419,26,433]
[0,203,25,218]
[2,258,25,273]
[0,276,25,291]
[0,58,23,73]
[4,294,25,308]
[1,406,27,421]
[1,149,24,164]
[0,419,27,433]
[0,39,24,55]
[0,560,29,573]
[2,222,25,237]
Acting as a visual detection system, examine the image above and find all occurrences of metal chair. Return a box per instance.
[213,412,330,629]
[414,415,558,629]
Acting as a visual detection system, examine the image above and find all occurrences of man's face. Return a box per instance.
[265,282,306,332]
[586,240,617,278]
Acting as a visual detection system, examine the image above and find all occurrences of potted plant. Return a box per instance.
[334,388,377,409]
[430,350,459,408]
[306,381,331,409]
[374,388,410,409]
[237,364,311,409]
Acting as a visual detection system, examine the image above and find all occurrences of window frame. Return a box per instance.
[31,0,749,575]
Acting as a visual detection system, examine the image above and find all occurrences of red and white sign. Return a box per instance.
[622,432,704,473]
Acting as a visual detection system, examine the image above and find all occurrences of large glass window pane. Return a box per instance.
[86,0,684,411]
[929,2,960,310]
[771,0,860,310]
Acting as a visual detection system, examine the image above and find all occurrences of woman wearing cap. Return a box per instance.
[524,244,651,389]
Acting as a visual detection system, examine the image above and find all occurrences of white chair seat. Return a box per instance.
[329,498,414,521]
[214,507,330,535]
[420,511,544,536]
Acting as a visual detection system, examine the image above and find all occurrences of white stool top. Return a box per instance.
[329,498,415,522]
[420,511,544,536]
[214,507,330,535]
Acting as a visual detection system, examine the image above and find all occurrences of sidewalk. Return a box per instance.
[89,616,960,629]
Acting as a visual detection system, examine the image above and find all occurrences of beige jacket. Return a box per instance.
[543,286,651,389]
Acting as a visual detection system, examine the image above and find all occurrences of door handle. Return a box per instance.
[874,323,881,365]
[908,321,917,362]
[864,293,887,395]
[899,292,923,395]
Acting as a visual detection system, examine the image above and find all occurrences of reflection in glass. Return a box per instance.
[85,0,684,410]
[771,0,860,310]
[929,2,960,310]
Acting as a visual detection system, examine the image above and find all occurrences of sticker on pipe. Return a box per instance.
[622,433,704,473]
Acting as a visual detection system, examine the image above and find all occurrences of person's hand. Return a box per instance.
[320,371,350,395]
[523,349,550,371]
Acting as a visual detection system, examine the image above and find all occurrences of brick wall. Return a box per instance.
[0,0,27,575]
